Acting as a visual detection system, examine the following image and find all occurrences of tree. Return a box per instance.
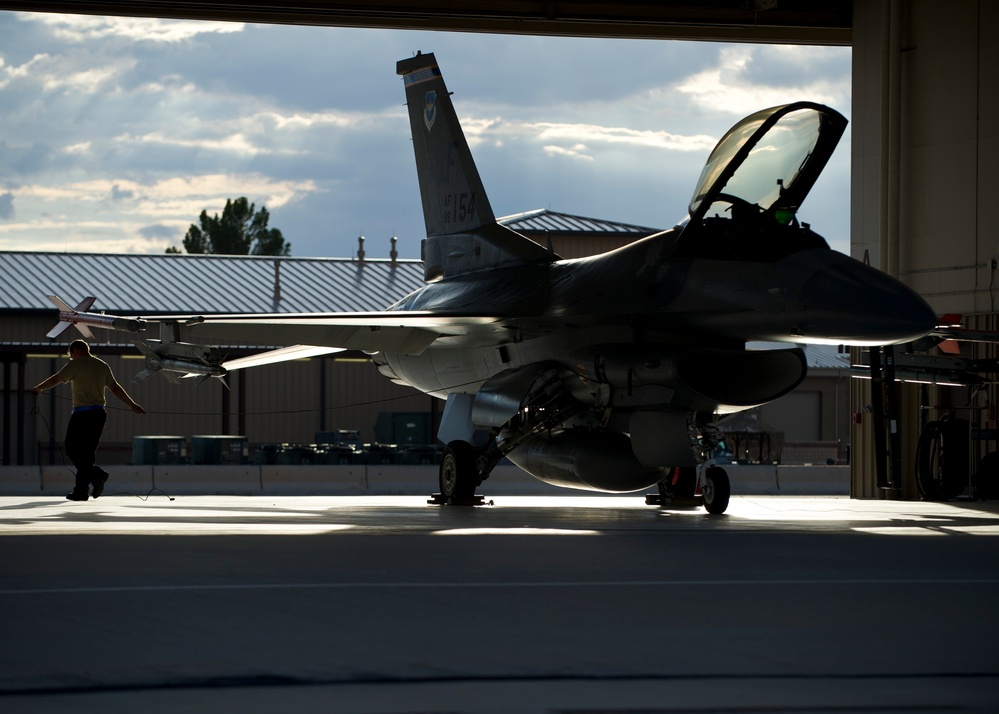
[170,197,291,256]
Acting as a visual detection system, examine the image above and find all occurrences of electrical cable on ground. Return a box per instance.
[30,399,175,502]
[26,375,486,503]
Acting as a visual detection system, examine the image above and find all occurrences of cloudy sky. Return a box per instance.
[0,11,852,260]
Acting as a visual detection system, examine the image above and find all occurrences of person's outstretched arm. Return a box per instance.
[109,381,145,415]
[31,374,63,396]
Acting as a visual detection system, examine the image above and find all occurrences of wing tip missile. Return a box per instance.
[44,295,144,341]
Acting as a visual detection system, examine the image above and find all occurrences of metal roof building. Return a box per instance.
[500,208,661,236]
[0,249,432,467]
[500,209,664,259]
[0,209,659,317]
[0,251,425,316]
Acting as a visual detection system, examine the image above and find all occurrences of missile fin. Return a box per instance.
[132,365,160,384]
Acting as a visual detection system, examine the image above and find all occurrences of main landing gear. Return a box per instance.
[431,370,586,506]
[430,440,489,506]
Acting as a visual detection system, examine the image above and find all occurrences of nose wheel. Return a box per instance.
[701,466,730,514]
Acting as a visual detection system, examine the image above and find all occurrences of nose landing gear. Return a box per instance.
[700,465,731,514]
[646,463,731,514]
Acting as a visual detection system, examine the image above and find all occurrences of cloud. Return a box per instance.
[115,130,285,157]
[138,223,178,239]
[543,144,594,162]
[0,173,321,253]
[459,116,717,161]
[2,51,136,93]
[110,107,387,159]
[673,45,851,116]
[64,142,92,155]
[0,15,851,258]
[111,184,133,202]
[534,122,716,152]
[17,11,243,43]
[0,192,13,219]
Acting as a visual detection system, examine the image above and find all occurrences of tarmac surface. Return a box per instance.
[1,492,997,713]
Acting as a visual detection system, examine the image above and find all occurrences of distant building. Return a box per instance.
[501,208,664,259]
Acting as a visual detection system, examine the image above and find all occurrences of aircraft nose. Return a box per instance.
[798,256,937,345]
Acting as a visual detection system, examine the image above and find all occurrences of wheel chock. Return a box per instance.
[428,493,492,506]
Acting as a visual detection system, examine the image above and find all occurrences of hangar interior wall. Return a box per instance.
[10,348,433,466]
[851,0,998,497]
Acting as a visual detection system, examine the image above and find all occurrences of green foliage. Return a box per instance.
[169,197,291,255]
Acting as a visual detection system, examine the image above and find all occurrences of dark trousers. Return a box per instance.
[65,409,108,493]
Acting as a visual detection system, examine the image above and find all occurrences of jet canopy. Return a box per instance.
[688,102,847,225]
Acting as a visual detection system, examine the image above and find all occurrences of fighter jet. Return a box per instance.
[47,52,937,513]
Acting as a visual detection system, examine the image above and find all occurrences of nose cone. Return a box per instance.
[797,255,937,345]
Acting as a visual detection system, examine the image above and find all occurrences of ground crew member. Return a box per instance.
[32,339,145,501]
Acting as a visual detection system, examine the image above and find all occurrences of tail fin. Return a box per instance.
[131,340,161,383]
[397,52,554,280]
[132,365,161,384]
[46,296,97,340]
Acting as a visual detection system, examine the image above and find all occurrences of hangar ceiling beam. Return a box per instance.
[0,1,851,45]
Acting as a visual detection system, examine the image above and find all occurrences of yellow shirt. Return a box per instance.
[57,355,115,408]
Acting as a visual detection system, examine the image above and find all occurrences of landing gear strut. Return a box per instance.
[648,414,732,514]
[432,368,588,506]
[647,464,731,514]
[646,466,699,508]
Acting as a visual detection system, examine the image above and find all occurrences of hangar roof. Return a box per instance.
[0,1,851,45]
[0,211,658,315]
[0,251,426,315]
[499,209,661,237]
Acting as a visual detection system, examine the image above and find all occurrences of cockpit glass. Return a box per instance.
[688,116,767,214]
[689,108,823,216]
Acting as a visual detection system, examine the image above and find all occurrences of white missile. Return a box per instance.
[133,357,228,384]
[46,296,145,339]
[133,340,227,385]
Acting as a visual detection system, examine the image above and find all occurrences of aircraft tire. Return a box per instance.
[702,466,730,515]
[440,440,477,501]
[915,419,970,501]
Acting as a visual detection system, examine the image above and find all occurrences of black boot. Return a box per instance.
[66,490,88,501]
[91,468,109,499]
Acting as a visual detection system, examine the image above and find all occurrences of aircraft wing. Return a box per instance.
[222,344,347,371]
[47,299,510,357]
[181,311,508,354]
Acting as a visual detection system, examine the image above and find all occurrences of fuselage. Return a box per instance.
[376,223,937,405]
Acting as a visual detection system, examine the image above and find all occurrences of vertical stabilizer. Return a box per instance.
[397,52,554,280]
